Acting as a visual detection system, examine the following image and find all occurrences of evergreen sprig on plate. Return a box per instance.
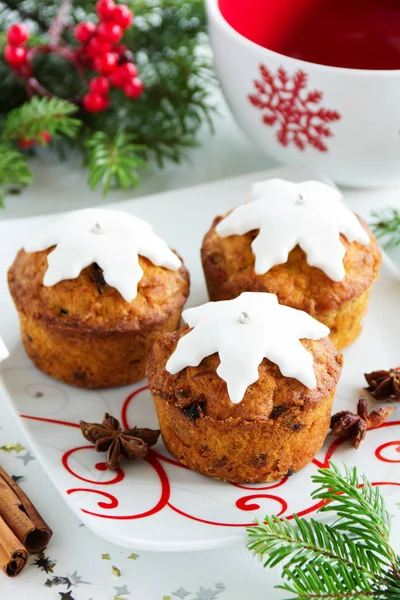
[371,209,400,249]
[248,463,400,599]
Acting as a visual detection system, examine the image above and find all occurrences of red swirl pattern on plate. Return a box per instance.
[62,446,125,485]
[21,393,400,528]
[67,488,119,509]
[375,440,400,463]
[67,453,171,519]
[235,494,287,514]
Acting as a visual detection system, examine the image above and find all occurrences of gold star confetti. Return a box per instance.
[111,566,121,577]
[101,554,110,560]
[114,597,124,600]
[0,443,26,453]
[127,553,139,560]
[163,597,171,600]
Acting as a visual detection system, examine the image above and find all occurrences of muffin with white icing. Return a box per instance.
[201,179,381,350]
[147,292,343,483]
[8,208,190,388]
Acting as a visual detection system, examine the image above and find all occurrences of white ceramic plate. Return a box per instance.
[0,167,399,551]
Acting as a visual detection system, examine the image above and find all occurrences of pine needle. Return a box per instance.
[370,208,400,249]
[3,96,81,142]
[0,143,32,207]
[248,462,400,599]
[85,131,147,196]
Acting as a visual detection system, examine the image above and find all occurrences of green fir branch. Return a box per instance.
[0,143,32,206]
[85,130,147,196]
[3,96,81,142]
[248,463,400,599]
[0,0,216,204]
[371,209,400,249]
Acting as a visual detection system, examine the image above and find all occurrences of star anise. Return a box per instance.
[79,413,160,471]
[365,367,400,401]
[330,397,396,449]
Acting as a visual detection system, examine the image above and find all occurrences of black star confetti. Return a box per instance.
[59,592,75,600]
[11,474,25,484]
[33,552,56,574]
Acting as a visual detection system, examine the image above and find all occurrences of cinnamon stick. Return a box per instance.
[0,467,52,555]
[0,516,28,577]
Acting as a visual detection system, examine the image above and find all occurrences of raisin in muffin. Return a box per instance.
[8,209,190,388]
[201,181,381,350]
[147,295,343,483]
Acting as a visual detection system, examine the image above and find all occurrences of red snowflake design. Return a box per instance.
[248,65,341,152]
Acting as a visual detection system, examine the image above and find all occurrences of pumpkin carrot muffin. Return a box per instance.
[8,208,190,388]
[201,179,381,350]
[147,292,343,483]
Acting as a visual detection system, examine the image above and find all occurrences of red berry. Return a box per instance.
[96,0,115,20]
[18,138,33,149]
[123,78,144,99]
[118,62,138,80]
[112,43,127,56]
[83,92,110,112]
[111,5,133,29]
[4,45,27,67]
[108,70,125,88]
[40,131,52,144]
[7,24,29,46]
[109,63,138,87]
[93,52,118,74]
[89,76,110,95]
[86,37,111,59]
[74,21,96,44]
[97,21,123,43]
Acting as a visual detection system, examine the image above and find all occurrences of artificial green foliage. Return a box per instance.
[0,143,32,206]
[3,96,81,142]
[371,208,400,249]
[248,463,400,599]
[0,0,215,203]
[86,131,147,195]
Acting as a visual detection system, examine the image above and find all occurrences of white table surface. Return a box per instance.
[1,91,400,600]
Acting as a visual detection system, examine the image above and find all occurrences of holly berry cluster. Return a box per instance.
[3,0,143,118]
[4,24,30,71]
[75,0,143,112]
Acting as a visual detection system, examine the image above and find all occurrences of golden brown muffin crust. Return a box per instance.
[201,213,381,314]
[147,327,343,422]
[8,248,190,333]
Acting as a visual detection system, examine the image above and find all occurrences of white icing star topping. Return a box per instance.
[24,208,181,303]
[166,292,330,404]
[216,179,370,282]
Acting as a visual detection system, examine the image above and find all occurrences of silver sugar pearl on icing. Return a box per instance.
[91,222,105,235]
[239,311,250,324]
[295,193,305,205]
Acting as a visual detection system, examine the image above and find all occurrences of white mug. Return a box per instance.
[206,0,400,188]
